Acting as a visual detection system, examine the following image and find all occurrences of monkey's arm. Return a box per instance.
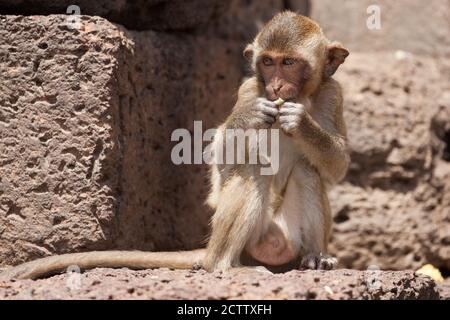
[294,113,349,184]
[224,77,278,130]
[279,82,350,185]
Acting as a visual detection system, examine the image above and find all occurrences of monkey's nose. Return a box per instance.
[273,85,282,92]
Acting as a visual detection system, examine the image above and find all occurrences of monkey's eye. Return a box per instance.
[262,57,273,66]
[283,58,296,66]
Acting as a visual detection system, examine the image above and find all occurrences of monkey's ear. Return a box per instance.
[243,44,254,61]
[324,42,349,77]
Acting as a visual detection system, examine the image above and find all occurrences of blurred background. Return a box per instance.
[0,0,448,289]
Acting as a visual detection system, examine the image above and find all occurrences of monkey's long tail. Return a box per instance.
[0,249,205,280]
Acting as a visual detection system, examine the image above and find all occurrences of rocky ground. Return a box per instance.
[0,267,442,300]
[440,278,450,300]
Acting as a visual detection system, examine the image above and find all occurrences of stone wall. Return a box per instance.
[0,16,124,265]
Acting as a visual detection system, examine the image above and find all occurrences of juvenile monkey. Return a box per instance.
[0,12,349,280]
[203,11,349,272]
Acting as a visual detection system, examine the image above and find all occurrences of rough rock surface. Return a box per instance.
[0,15,125,265]
[439,278,450,300]
[0,14,244,266]
[328,52,450,273]
[0,268,439,300]
[0,0,229,30]
[310,0,450,56]
[207,0,309,42]
[113,28,243,252]
[207,0,285,41]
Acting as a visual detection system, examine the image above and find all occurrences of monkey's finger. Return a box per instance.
[259,105,279,117]
[279,109,302,116]
[279,104,304,115]
[256,97,276,105]
[279,115,298,124]
[319,259,332,270]
[300,255,319,270]
[259,99,278,108]
[282,101,303,108]
[280,122,296,134]
[259,114,276,125]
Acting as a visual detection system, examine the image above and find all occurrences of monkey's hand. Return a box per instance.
[249,98,279,129]
[278,102,308,135]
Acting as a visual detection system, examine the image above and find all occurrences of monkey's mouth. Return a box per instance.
[267,93,292,102]
[274,90,298,102]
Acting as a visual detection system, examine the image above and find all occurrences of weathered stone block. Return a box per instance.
[0,15,125,265]
[0,15,243,266]
[113,30,243,252]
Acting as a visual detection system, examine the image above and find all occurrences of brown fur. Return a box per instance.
[204,12,349,271]
[257,12,322,52]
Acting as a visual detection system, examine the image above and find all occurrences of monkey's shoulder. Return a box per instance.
[312,78,344,111]
[238,76,261,94]
[233,76,262,109]
[316,77,343,97]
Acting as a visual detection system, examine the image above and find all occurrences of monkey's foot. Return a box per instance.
[300,253,337,270]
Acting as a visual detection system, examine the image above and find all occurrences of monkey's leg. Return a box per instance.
[203,171,272,272]
[271,162,336,270]
[288,163,337,270]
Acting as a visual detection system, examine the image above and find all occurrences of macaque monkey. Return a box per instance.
[203,11,349,272]
[0,12,349,280]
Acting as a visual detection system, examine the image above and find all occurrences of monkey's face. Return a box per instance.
[245,12,349,101]
[256,52,307,102]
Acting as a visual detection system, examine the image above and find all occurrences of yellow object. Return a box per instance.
[415,264,444,283]
[274,98,285,107]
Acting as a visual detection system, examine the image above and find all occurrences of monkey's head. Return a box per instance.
[244,12,349,101]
